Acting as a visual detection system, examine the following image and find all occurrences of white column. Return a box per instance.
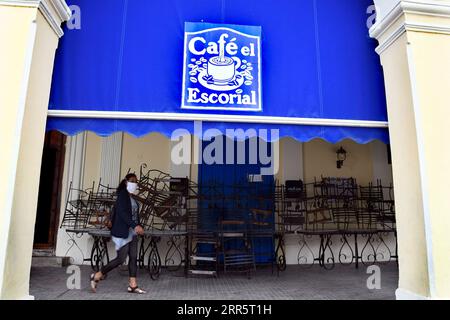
[99,132,123,187]
[54,132,87,264]
[65,132,86,192]
[0,0,70,299]
[370,0,450,299]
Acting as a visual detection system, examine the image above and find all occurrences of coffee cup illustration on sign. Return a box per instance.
[207,56,241,84]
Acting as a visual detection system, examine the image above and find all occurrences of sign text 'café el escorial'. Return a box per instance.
[182,23,262,112]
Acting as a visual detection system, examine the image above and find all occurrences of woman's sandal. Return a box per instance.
[90,273,100,293]
[127,286,146,294]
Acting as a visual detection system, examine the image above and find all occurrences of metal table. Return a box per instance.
[65,228,111,272]
[138,230,188,280]
[295,228,398,270]
[66,228,188,279]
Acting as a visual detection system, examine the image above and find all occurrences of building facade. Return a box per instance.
[0,0,450,300]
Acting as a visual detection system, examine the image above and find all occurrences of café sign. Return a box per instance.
[181,22,262,112]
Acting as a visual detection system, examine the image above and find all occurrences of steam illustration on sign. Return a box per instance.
[181,23,262,112]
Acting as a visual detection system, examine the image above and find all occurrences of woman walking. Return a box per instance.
[90,173,146,294]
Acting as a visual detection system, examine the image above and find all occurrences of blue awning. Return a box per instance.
[47,0,389,144]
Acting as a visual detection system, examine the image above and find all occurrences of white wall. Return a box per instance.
[371,140,393,184]
[277,137,303,183]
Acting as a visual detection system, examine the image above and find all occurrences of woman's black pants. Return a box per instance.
[101,236,138,278]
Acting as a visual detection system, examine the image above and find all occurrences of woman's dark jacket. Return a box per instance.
[111,188,140,238]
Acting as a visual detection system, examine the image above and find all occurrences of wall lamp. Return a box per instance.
[336,146,347,169]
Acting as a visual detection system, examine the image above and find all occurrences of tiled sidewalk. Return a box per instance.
[30,263,398,300]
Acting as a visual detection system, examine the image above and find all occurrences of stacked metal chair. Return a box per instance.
[186,180,221,277]
[60,181,92,230]
[219,184,256,278]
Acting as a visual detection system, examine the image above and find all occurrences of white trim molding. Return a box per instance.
[47,110,389,129]
[370,0,450,54]
[0,0,71,37]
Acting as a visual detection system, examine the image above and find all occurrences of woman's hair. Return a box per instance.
[117,173,138,193]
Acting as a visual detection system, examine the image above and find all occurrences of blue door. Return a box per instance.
[198,136,275,264]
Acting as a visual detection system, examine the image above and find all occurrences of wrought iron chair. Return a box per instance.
[60,181,92,229]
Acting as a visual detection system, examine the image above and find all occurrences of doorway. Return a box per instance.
[198,136,275,265]
[33,131,66,251]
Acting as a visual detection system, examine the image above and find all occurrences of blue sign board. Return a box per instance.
[181,22,262,112]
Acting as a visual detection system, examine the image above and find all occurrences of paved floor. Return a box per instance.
[30,263,398,300]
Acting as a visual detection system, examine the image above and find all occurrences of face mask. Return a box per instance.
[126,182,138,194]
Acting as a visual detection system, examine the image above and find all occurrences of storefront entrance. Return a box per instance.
[46,132,396,277]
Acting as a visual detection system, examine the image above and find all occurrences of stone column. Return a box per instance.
[370,0,450,299]
[0,0,70,299]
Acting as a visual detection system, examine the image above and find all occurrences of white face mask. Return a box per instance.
[126,182,138,194]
